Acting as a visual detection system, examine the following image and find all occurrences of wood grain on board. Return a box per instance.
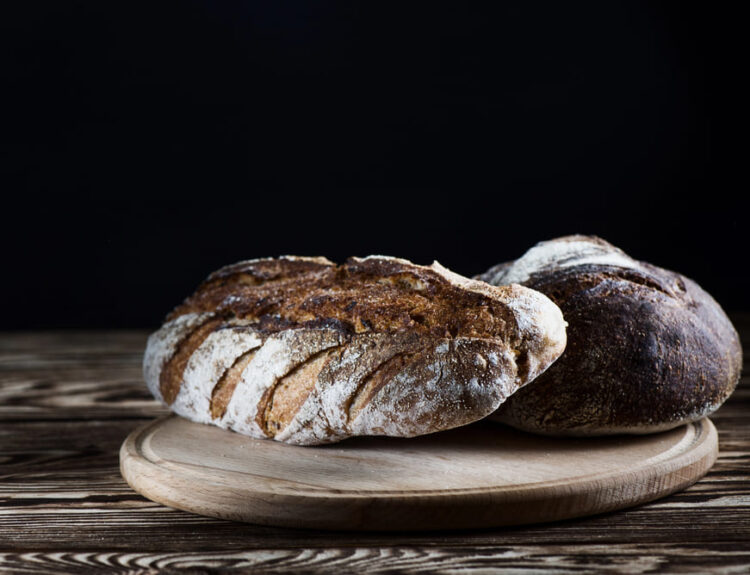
[1,318,749,573]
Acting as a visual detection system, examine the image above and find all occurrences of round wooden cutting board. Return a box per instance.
[120,415,717,531]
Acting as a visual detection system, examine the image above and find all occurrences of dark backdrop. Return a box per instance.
[2,1,744,329]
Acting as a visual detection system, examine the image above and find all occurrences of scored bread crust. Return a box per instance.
[144,255,567,445]
[478,235,743,436]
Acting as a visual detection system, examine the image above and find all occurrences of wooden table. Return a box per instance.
[2,319,749,574]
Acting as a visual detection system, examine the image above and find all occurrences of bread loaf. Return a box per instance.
[478,235,742,436]
[144,255,567,445]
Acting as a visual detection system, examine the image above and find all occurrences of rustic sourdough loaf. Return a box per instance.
[478,235,742,435]
[144,256,567,445]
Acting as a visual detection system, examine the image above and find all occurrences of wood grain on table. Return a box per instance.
[1,319,749,574]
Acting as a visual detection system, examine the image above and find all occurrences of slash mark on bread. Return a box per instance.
[210,346,261,420]
[159,317,224,404]
[257,347,340,437]
[346,351,419,423]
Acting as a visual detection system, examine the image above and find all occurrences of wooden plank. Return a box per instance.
[1,415,748,549]
[0,414,747,549]
[0,321,748,572]
[1,545,750,574]
[0,331,165,421]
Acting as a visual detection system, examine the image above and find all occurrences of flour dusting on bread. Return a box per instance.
[483,235,636,286]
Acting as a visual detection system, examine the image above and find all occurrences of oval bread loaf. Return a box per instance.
[478,235,742,436]
[144,255,567,445]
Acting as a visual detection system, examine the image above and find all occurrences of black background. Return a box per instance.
[2,1,745,329]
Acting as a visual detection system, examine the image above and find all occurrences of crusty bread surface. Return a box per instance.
[478,235,742,436]
[144,255,567,445]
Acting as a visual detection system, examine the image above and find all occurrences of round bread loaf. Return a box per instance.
[144,255,566,445]
[477,235,742,436]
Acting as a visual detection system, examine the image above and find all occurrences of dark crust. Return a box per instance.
[486,247,742,434]
[206,257,333,282]
[167,257,517,342]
